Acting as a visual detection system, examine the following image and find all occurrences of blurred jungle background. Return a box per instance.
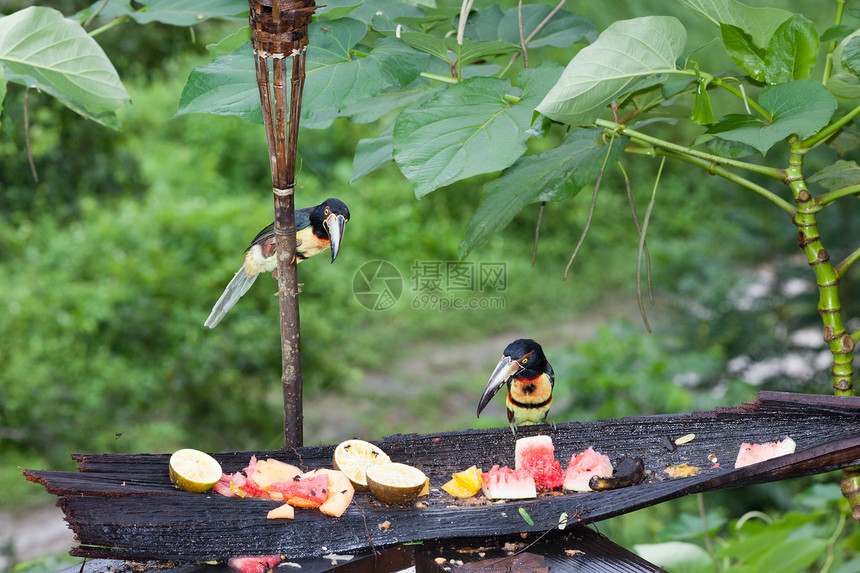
[2,0,860,571]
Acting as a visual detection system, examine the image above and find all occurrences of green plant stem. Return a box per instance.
[788,144,854,396]
[88,14,130,37]
[822,0,848,87]
[819,182,860,206]
[800,101,860,150]
[419,71,459,84]
[625,146,795,214]
[709,76,771,120]
[595,118,786,181]
[835,244,860,279]
[819,514,848,573]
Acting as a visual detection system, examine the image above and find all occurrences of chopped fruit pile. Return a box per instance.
[333,439,391,491]
[442,465,482,498]
[209,455,355,518]
[169,449,223,493]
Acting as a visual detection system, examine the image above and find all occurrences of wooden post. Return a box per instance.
[248,0,317,448]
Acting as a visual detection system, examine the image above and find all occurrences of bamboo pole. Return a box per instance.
[248,0,317,448]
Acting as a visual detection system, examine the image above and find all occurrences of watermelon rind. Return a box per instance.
[734,436,797,468]
[481,465,537,499]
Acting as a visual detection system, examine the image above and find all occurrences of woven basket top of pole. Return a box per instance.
[249,0,317,54]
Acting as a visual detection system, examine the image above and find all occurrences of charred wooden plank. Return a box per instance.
[415,529,666,573]
[24,392,860,562]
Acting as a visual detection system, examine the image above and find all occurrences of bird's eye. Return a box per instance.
[521,357,529,364]
[325,207,330,215]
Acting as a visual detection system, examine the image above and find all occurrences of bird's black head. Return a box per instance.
[310,198,350,263]
[310,197,349,225]
[477,338,552,418]
[503,338,550,375]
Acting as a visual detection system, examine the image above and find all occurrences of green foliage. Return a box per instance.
[706,80,837,154]
[536,16,686,126]
[0,7,129,126]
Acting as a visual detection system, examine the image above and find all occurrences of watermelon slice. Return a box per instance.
[734,436,796,468]
[227,555,283,573]
[481,465,537,499]
[563,447,613,492]
[514,435,564,489]
[269,473,329,508]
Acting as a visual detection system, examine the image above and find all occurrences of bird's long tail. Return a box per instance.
[204,263,259,328]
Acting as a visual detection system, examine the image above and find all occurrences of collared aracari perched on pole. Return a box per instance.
[205,198,350,328]
[477,339,555,433]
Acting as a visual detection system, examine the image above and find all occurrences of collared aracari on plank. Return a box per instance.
[477,339,555,433]
[205,198,350,328]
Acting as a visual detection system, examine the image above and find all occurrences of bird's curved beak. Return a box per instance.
[477,356,522,417]
[325,213,347,263]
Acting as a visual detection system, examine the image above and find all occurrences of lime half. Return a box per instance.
[169,448,222,493]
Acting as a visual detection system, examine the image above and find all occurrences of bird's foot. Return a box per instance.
[509,423,518,436]
[272,283,303,296]
[546,419,557,432]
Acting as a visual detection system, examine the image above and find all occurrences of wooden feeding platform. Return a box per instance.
[24,392,860,569]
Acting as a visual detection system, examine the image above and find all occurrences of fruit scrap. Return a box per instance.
[227,555,284,573]
[664,463,700,479]
[734,436,797,468]
[266,504,295,520]
[442,465,482,498]
[588,456,645,491]
[168,449,223,493]
[514,435,564,490]
[563,447,612,492]
[674,433,696,445]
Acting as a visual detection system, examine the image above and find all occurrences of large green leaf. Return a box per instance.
[0,7,129,126]
[349,0,424,32]
[316,0,364,20]
[674,0,792,47]
[130,0,246,26]
[721,14,818,85]
[458,129,627,257]
[706,79,837,154]
[536,16,686,127]
[462,4,596,48]
[351,122,394,182]
[394,63,562,197]
[177,45,261,122]
[808,160,860,191]
[178,19,427,126]
[829,31,860,98]
[344,82,441,123]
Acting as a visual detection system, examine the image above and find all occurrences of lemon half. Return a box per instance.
[169,448,222,493]
[333,439,391,491]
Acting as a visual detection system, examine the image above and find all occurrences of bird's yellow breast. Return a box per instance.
[295,226,330,260]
